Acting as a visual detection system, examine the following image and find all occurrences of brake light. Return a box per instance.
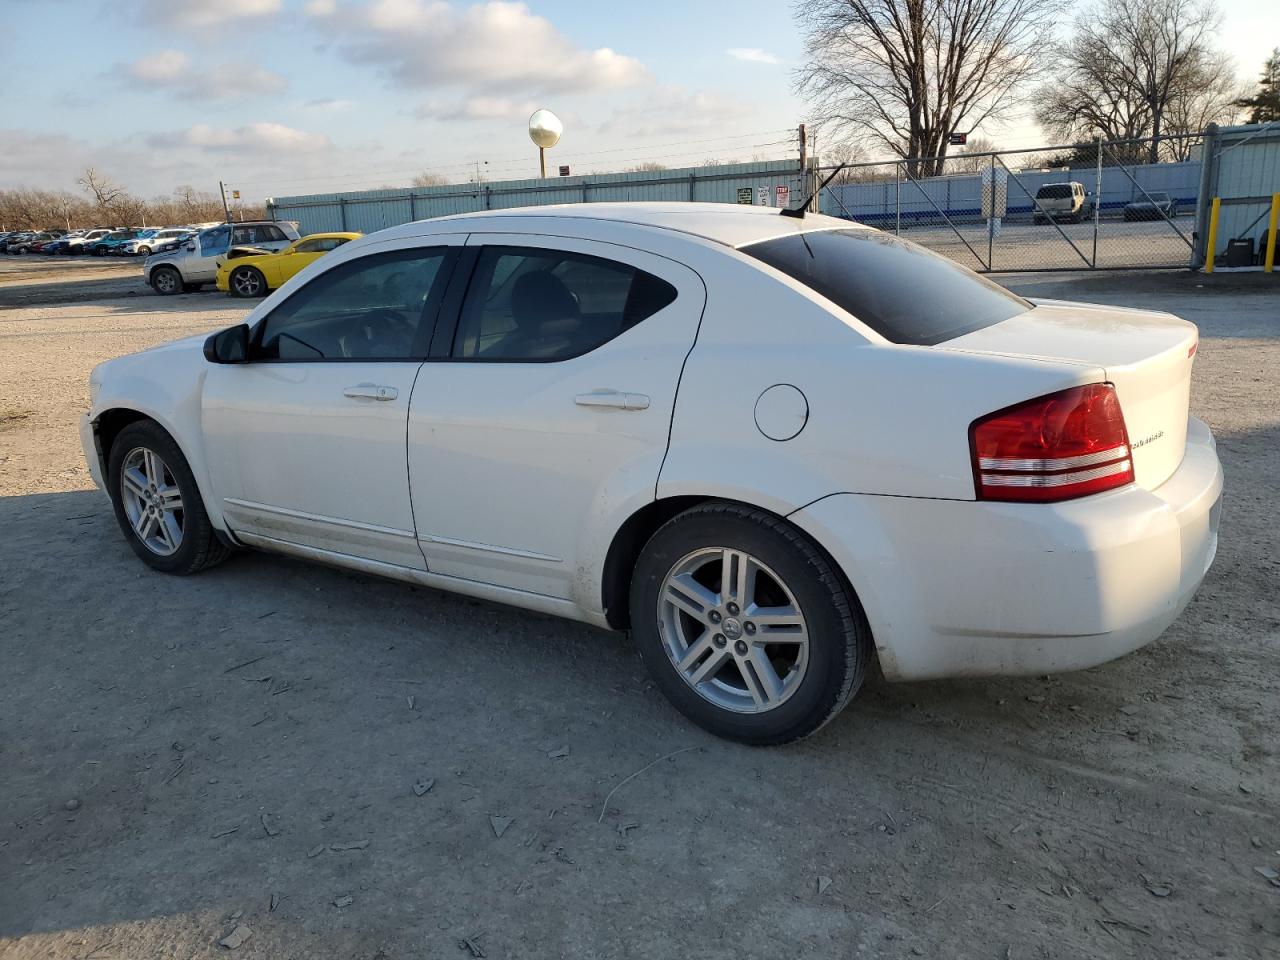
[971,384,1134,503]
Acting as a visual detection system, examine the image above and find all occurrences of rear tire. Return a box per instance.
[106,420,231,575]
[629,502,871,745]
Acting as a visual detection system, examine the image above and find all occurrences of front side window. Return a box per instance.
[741,228,1031,346]
[453,246,677,361]
[256,247,450,361]
[294,237,349,254]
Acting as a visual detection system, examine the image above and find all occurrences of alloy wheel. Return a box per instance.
[657,547,809,713]
[232,269,263,297]
[119,447,185,556]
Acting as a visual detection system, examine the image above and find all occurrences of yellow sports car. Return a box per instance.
[216,232,361,298]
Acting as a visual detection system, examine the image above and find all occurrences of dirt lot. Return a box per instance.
[1,261,1277,959]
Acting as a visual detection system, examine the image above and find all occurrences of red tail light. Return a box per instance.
[971,384,1134,503]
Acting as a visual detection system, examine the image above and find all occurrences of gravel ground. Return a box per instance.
[1,265,1277,960]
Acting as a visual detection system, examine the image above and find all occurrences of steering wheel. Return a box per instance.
[346,308,416,357]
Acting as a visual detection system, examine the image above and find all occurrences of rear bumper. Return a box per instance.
[792,417,1222,681]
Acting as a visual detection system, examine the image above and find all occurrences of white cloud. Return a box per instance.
[312,0,648,95]
[305,0,338,15]
[303,97,355,111]
[416,95,539,122]
[136,0,283,29]
[726,48,781,65]
[598,87,751,139]
[149,122,329,153]
[117,52,288,100]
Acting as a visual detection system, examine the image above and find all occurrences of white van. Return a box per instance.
[144,220,300,295]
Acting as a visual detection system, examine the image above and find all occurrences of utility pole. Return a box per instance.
[218,181,231,223]
[798,123,807,171]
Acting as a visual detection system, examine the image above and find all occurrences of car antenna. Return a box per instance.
[780,162,849,219]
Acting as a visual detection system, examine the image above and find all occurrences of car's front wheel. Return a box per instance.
[630,502,871,744]
[150,266,182,295]
[136,245,151,256]
[229,266,267,298]
[106,420,230,575]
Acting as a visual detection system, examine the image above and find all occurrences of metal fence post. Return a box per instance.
[339,199,347,231]
[409,193,417,221]
[688,173,696,202]
[1192,124,1220,269]
[1092,136,1103,267]
[987,153,995,270]
[895,163,901,235]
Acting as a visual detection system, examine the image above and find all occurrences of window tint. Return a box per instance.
[453,247,677,361]
[257,248,450,361]
[741,229,1031,345]
[1035,184,1073,199]
[258,224,287,242]
[294,237,349,254]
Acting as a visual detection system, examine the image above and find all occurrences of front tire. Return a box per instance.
[150,266,182,295]
[106,420,230,575]
[629,502,871,745]
[229,266,267,298]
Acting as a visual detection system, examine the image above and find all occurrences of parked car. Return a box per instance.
[1032,182,1093,224]
[144,221,300,295]
[43,231,87,254]
[122,228,191,257]
[64,229,114,254]
[215,232,361,298]
[150,230,196,256]
[7,230,64,254]
[1123,192,1179,221]
[86,229,144,256]
[82,204,1222,743]
[1,232,33,253]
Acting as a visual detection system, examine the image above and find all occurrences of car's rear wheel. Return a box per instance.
[137,245,151,256]
[229,266,267,298]
[630,502,871,744]
[106,421,230,575]
[150,266,181,295]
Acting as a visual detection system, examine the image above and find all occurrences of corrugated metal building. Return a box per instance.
[267,159,812,236]
[1194,122,1280,268]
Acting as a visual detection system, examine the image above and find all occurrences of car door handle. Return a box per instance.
[343,384,398,401]
[574,390,650,411]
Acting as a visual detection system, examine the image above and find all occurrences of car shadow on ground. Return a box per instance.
[1,471,1274,956]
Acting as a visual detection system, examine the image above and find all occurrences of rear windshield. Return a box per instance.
[1036,184,1073,199]
[1145,192,1170,202]
[741,228,1031,345]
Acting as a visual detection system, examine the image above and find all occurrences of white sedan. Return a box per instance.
[81,203,1222,744]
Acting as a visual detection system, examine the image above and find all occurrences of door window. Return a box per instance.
[256,247,451,361]
[294,236,350,254]
[453,247,677,361]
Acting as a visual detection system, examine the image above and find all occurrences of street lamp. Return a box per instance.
[528,109,563,178]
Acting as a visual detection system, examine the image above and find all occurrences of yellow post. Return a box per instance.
[1265,192,1280,273]
[1204,197,1221,274]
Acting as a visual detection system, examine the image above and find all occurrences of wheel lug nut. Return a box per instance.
[709,611,721,624]
[713,634,726,648]
[726,602,740,616]
[744,622,756,635]
[734,640,748,656]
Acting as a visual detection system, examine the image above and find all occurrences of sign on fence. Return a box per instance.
[737,187,753,204]
[775,184,790,208]
[981,167,1008,218]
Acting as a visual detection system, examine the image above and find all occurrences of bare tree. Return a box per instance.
[412,172,448,187]
[76,168,127,208]
[1035,0,1227,163]
[794,0,1061,176]
[626,162,668,172]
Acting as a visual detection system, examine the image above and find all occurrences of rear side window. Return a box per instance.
[741,229,1030,345]
[258,224,288,242]
[453,246,678,361]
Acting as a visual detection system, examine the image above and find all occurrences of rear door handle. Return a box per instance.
[574,390,650,411]
[343,384,398,401]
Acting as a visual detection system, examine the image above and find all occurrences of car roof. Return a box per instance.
[402,202,872,249]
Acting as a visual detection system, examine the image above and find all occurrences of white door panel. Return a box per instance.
[203,362,426,568]
[408,234,706,605]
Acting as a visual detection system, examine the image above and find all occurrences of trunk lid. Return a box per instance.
[945,299,1197,491]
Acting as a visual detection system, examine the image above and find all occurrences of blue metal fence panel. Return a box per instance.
[1212,123,1280,256]
[267,160,808,234]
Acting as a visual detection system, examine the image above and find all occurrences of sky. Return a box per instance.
[1,0,1274,204]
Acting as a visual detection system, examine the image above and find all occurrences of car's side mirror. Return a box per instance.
[204,324,250,364]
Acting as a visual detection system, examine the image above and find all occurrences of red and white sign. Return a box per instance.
[774,184,790,207]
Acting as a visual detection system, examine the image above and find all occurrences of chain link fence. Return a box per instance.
[819,134,1203,272]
